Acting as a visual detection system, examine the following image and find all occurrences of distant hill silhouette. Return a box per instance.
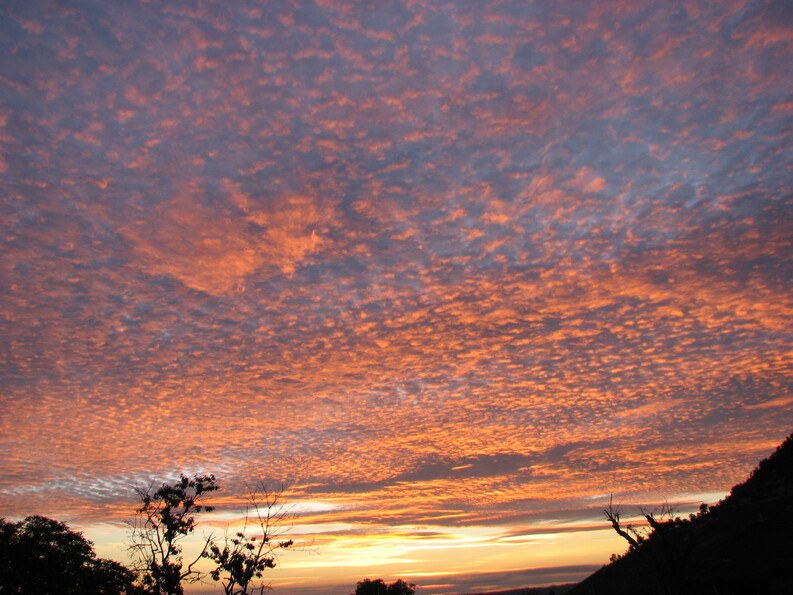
[567,432,793,594]
[466,587,574,595]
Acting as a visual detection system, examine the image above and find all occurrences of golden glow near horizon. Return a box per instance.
[1,0,791,593]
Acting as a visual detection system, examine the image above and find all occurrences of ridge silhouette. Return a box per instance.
[568,432,793,594]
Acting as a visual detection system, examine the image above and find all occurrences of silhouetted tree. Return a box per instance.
[354,578,388,595]
[604,494,694,593]
[0,515,139,594]
[128,474,219,595]
[88,558,143,594]
[205,482,294,595]
[353,578,416,595]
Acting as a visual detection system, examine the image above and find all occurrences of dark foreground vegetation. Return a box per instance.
[568,432,793,594]
[352,578,416,594]
[2,433,791,594]
[0,476,291,595]
[0,514,140,594]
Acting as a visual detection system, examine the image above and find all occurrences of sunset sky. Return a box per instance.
[1,0,791,593]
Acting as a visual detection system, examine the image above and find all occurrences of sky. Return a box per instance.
[0,0,791,593]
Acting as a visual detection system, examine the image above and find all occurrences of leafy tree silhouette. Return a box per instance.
[353,578,416,595]
[0,515,139,594]
[128,474,219,594]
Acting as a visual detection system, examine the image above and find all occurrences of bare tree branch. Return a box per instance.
[205,481,295,595]
[604,493,642,550]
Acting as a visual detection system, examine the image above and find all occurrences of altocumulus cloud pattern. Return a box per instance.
[0,0,791,592]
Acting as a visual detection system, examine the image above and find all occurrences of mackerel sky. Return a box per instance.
[1,0,791,593]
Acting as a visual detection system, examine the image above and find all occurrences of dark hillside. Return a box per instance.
[568,432,793,594]
[466,587,573,595]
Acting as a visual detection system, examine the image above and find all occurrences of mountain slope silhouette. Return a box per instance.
[568,432,793,594]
